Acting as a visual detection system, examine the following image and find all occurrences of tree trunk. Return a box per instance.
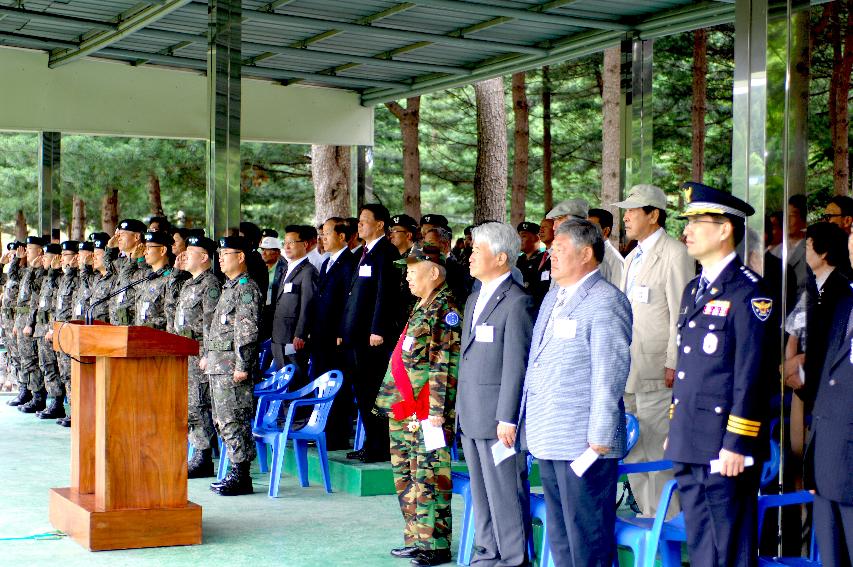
[15,210,27,241]
[788,13,811,197]
[829,1,853,195]
[691,29,708,183]
[148,173,164,216]
[385,97,422,219]
[510,72,530,226]
[473,78,508,224]
[311,145,352,224]
[601,46,622,241]
[71,195,86,241]
[542,66,553,213]
[102,188,118,234]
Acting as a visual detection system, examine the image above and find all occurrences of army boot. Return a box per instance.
[37,398,66,419]
[187,448,215,479]
[57,416,71,427]
[210,461,253,496]
[6,386,32,407]
[19,389,46,413]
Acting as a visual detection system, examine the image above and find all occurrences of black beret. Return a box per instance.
[44,243,62,254]
[89,231,110,243]
[143,231,172,247]
[117,219,146,234]
[218,235,252,253]
[61,240,80,252]
[517,221,540,234]
[420,214,449,228]
[186,235,217,257]
[680,182,755,219]
[93,238,108,250]
[186,228,206,238]
[26,236,47,247]
[6,241,22,251]
[77,241,94,252]
[390,214,418,233]
[261,228,279,238]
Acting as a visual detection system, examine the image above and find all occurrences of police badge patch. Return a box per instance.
[445,311,460,327]
[750,298,773,321]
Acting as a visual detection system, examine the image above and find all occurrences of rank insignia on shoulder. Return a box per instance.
[444,311,460,327]
[750,298,773,321]
[703,300,731,317]
[208,288,220,299]
[241,292,253,304]
[238,277,248,285]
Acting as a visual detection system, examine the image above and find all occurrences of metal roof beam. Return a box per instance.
[405,0,630,31]
[0,5,115,31]
[48,0,194,68]
[243,65,409,89]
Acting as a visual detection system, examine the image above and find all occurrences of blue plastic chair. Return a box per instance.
[625,413,640,455]
[530,492,554,567]
[613,473,686,567]
[253,370,343,497]
[253,364,295,396]
[760,439,781,490]
[757,491,820,566]
[258,338,273,372]
[354,411,365,451]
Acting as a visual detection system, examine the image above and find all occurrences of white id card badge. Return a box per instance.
[634,286,650,304]
[57,298,63,311]
[141,301,150,319]
[117,291,125,304]
[475,325,494,343]
[283,283,294,293]
[554,318,577,339]
[540,271,551,282]
[220,313,227,325]
[358,265,372,277]
[176,309,185,327]
[74,303,83,317]
[402,336,415,351]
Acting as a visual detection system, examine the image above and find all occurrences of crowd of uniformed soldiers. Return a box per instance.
[1,184,851,567]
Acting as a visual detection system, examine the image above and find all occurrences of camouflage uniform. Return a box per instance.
[54,266,78,392]
[172,270,221,451]
[71,264,95,321]
[375,283,461,552]
[34,267,61,396]
[105,248,151,325]
[2,258,23,387]
[87,268,116,323]
[134,266,181,330]
[14,265,44,390]
[204,271,261,464]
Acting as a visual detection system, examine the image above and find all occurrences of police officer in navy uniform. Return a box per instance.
[664,182,775,567]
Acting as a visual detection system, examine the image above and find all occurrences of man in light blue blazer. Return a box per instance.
[520,219,632,567]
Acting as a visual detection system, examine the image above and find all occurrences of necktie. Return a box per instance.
[547,289,569,330]
[359,246,368,265]
[538,251,549,271]
[694,275,710,305]
[627,246,643,294]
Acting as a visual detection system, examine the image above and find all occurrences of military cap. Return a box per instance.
[390,214,418,233]
[26,236,47,247]
[77,241,94,252]
[117,219,146,234]
[546,198,589,220]
[93,237,108,250]
[88,231,110,243]
[463,225,474,236]
[420,214,449,228]
[680,182,755,219]
[143,231,171,247]
[396,243,446,267]
[612,184,668,210]
[218,235,252,253]
[186,228,206,238]
[6,241,22,251]
[44,243,62,255]
[61,240,80,252]
[517,221,540,235]
[261,228,279,239]
[186,235,217,256]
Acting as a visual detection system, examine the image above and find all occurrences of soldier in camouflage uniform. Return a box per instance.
[374,245,461,567]
[38,241,80,420]
[105,219,150,325]
[71,240,96,322]
[2,242,24,395]
[171,235,221,478]
[134,231,181,330]
[31,243,62,416]
[201,236,261,496]
[13,237,47,412]
[86,236,117,324]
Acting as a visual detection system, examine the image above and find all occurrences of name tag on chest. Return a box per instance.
[554,318,577,339]
[475,324,494,343]
[283,282,294,293]
[402,336,414,350]
[220,313,228,325]
[633,286,650,304]
[74,303,83,316]
[540,271,550,282]
[57,298,64,311]
[176,308,185,327]
[141,301,150,319]
[358,265,372,278]
[117,291,125,304]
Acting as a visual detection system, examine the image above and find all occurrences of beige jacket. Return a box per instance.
[620,231,695,393]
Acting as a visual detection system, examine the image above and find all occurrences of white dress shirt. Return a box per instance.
[625,227,664,294]
[284,255,309,282]
[323,246,347,273]
[471,271,512,331]
[306,247,328,271]
[701,251,737,287]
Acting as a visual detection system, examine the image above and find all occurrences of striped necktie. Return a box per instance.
[694,275,711,305]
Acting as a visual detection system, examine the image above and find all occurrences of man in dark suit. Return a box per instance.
[260,235,286,341]
[239,221,270,301]
[271,225,318,383]
[457,221,535,567]
[310,217,358,450]
[338,203,401,463]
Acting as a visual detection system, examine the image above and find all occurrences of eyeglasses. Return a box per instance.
[685,219,724,227]
[283,240,304,246]
[219,251,242,256]
[389,230,410,235]
[822,213,842,221]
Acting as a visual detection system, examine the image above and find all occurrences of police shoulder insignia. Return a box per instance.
[750,297,773,321]
[739,265,759,283]
[208,288,220,299]
[444,311,460,327]
[241,292,253,304]
[238,277,248,285]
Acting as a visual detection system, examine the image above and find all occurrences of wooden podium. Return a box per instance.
[48,321,203,551]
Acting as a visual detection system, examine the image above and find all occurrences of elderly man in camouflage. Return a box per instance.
[171,235,221,479]
[2,242,24,395]
[30,243,62,416]
[106,219,150,326]
[375,244,462,567]
[134,231,181,330]
[200,236,262,496]
[11,237,46,411]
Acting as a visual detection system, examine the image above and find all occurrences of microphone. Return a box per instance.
[85,270,159,325]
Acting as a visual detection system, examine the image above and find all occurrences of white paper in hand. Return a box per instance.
[421,420,446,451]
[491,440,517,466]
[284,343,297,356]
[709,455,754,474]
[570,447,600,477]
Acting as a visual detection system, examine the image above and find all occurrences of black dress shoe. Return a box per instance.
[359,453,389,464]
[390,546,420,558]
[346,449,365,460]
[410,549,451,566]
[56,417,71,427]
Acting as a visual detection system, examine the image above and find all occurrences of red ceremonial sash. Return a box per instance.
[390,324,431,421]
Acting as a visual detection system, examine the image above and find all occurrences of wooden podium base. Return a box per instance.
[49,488,202,551]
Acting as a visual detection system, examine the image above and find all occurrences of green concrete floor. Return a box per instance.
[0,397,463,567]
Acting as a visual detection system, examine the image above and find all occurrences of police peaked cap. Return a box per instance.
[61,240,80,252]
[187,235,217,256]
[26,236,47,247]
[218,235,253,253]
[143,231,172,246]
[680,182,755,219]
[517,221,540,235]
[78,241,94,252]
[43,243,62,255]
[117,219,147,234]
[390,214,418,233]
[420,214,449,228]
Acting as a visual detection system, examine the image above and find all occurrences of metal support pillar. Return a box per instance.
[38,132,61,237]
[206,0,241,238]
[620,37,654,192]
[354,145,373,212]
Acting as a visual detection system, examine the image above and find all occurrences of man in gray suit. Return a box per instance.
[521,219,632,567]
[458,222,535,567]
